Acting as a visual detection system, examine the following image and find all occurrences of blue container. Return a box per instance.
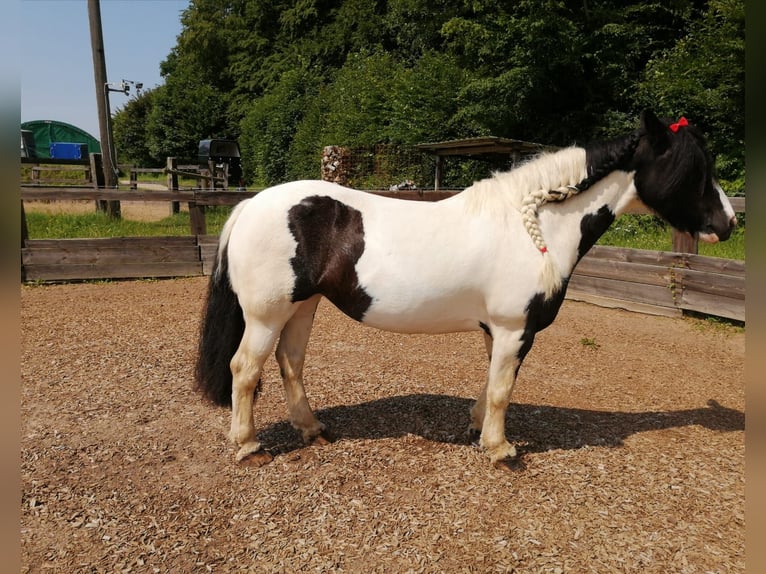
[49,142,88,160]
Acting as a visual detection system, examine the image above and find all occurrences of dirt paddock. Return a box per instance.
[21,277,744,573]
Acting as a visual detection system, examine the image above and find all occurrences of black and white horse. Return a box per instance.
[195,110,736,468]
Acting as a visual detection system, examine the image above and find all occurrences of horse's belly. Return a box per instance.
[357,291,485,334]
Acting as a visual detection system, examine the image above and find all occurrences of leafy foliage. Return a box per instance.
[111,0,744,189]
[635,0,745,190]
[239,68,321,186]
[111,89,158,167]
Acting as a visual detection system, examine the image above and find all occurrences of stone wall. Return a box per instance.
[320,145,351,186]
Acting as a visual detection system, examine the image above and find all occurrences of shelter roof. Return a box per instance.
[415,136,556,159]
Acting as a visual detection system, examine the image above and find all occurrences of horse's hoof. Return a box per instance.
[492,455,526,472]
[309,430,334,446]
[239,450,274,467]
[466,428,481,444]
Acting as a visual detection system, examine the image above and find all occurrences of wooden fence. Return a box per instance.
[20,187,745,322]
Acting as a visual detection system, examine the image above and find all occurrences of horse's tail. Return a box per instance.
[194,199,250,407]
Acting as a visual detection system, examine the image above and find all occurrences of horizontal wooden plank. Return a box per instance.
[22,188,197,202]
[200,245,218,259]
[686,253,745,275]
[368,190,458,201]
[678,290,745,322]
[676,268,746,299]
[22,236,204,281]
[26,177,92,185]
[23,246,200,265]
[197,235,220,247]
[565,290,682,318]
[585,246,688,267]
[573,257,671,288]
[23,262,203,282]
[568,274,676,309]
[26,236,198,249]
[191,191,256,206]
[31,165,91,172]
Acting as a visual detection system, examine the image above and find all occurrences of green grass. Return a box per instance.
[26,206,233,239]
[684,312,745,334]
[129,172,201,188]
[598,215,745,260]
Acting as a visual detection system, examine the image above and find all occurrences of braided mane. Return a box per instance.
[459,130,643,299]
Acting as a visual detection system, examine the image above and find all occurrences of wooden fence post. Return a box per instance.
[199,163,209,190]
[672,230,698,254]
[129,166,137,190]
[90,153,107,213]
[189,201,207,236]
[167,157,180,214]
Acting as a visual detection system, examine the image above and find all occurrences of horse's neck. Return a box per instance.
[452,140,641,273]
[579,169,642,217]
[541,169,640,274]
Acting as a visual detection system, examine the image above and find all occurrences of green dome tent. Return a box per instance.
[21,120,101,159]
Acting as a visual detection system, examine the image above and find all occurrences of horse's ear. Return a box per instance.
[640,109,670,155]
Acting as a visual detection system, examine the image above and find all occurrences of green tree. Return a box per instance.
[441,0,592,142]
[239,68,321,185]
[636,0,744,188]
[112,89,159,167]
[145,77,229,161]
[113,0,743,193]
[387,51,473,144]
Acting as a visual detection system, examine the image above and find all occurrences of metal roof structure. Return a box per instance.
[415,135,556,160]
[415,136,558,189]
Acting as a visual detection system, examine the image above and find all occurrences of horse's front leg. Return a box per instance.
[479,328,526,465]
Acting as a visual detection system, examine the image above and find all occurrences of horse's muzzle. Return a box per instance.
[699,215,737,244]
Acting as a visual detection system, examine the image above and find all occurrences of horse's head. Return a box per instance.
[631,110,737,243]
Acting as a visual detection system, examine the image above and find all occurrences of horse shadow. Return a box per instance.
[256,394,744,460]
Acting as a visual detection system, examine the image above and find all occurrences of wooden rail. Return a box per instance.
[566,246,745,321]
[20,187,746,322]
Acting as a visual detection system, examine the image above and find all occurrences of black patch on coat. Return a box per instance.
[577,205,615,260]
[516,281,569,375]
[514,205,614,368]
[288,195,373,322]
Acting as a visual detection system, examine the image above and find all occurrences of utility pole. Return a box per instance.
[87,0,120,217]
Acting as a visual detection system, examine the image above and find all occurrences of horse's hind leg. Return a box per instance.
[275,295,327,444]
[230,320,280,463]
[468,331,494,439]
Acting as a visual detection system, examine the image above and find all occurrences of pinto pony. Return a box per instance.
[195,110,736,468]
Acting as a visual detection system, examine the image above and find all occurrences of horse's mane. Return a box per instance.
[458,130,643,219]
[459,147,588,217]
[457,130,643,300]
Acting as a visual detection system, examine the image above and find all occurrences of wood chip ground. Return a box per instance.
[21,277,744,573]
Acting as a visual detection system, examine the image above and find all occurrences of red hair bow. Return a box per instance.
[669,116,689,132]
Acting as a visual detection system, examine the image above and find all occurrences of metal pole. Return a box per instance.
[87,0,120,217]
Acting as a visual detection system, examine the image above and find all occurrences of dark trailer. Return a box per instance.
[198,139,244,190]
